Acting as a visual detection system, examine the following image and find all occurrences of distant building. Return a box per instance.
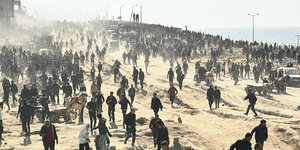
[0,0,21,24]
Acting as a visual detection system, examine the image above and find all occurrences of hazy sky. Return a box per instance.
[21,0,300,29]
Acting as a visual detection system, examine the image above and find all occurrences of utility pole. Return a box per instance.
[248,13,259,42]
[296,35,300,46]
[140,4,142,23]
[119,5,124,21]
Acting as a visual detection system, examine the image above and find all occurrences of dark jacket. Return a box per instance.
[139,71,144,81]
[62,85,72,95]
[86,101,97,112]
[229,139,252,150]
[93,118,111,135]
[29,88,38,98]
[95,94,104,104]
[244,93,257,104]
[21,87,30,100]
[20,103,34,119]
[40,124,58,143]
[125,113,136,128]
[207,87,214,100]
[128,87,136,97]
[10,83,18,93]
[157,126,169,145]
[119,98,131,110]
[106,96,117,109]
[52,83,60,94]
[213,89,221,99]
[251,125,268,141]
[151,97,162,110]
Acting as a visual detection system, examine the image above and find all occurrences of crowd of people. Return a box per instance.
[0,20,298,150]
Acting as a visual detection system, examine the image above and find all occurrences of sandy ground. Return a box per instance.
[0,30,300,150]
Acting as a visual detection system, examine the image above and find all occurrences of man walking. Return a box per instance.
[167,68,174,86]
[251,120,268,149]
[86,98,97,129]
[10,81,18,105]
[149,114,164,148]
[132,67,139,88]
[119,95,131,128]
[206,85,214,110]
[20,101,33,136]
[128,84,136,104]
[124,108,136,147]
[213,86,221,109]
[139,68,145,90]
[244,89,258,117]
[151,93,163,115]
[106,92,117,122]
[40,119,58,150]
[157,120,169,150]
[92,114,112,150]
[168,85,178,107]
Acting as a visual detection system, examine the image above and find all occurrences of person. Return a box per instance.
[120,76,129,88]
[21,85,30,101]
[52,81,60,105]
[95,91,104,113]
[233,68,239,85]
[149,114,164,148]
[20,101,33,136]
[229,133,252,150]
[90,81,98,97]
[79,80,86,92]
[206,85,214,110]
[2,78,10,110]
[62,82,72,98]
[40,94,50,122]
[92,114,112,150]
[157,120,169,150]
[90,66,96,81]
[122,52,127,64]
[45,82,54,104]
[128,84,136,104]
[254,143,263,150]
[40,118,58,150]
[213,86,221,109]
[167,68,174,86]
[119,95,131,128]
[177,72,185,90]
[96,74,102,92]
[106,92,117,122]
[139,68,145,90]
[10,81,18,105]
[117,86,126,100]
[78,123,90,150]
[245,63,250,79]
[71,73,78,94]
[244,89,258,117]
[145,58,150,73]
[124,108,136,146]
[168,85,178,107]
[132,67,139,88]
[29,84,38,106]
[86,98,97,129]
[151,93,163,115]
[251,120,268,148]
[97,62,102,74]
[0,102,3,140]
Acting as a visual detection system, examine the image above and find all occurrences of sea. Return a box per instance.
[194,27,300,46]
